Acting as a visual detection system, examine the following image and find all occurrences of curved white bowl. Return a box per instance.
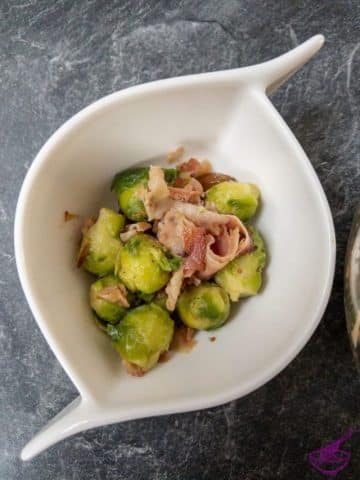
[15,35,335,460]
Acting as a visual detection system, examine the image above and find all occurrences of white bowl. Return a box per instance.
[15,35,335,460]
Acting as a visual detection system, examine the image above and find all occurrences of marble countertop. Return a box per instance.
[1,1,360,478]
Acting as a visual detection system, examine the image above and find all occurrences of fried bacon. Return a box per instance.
[123,360,145,377]
[177,158,212,177]
[165,266,184,311]
[120,222,151,242]
[170,325,197,353]
[167,146,184,164]
[97,284,130,308]
[168,177,203,204]
[141,166,173,220]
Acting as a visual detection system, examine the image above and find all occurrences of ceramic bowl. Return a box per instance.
[15,35,335,460]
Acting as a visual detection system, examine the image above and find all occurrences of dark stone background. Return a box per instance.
[1,1,360,478]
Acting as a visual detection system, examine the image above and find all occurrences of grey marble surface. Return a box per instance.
[1,1,360,478]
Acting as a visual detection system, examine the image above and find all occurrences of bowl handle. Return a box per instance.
[252,34,324,94]
[21,397,91,461]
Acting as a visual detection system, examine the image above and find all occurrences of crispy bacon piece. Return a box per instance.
[168,188,199,203]
[97,284,130,308]
[120,222,151,242]
[168,177,203,204]
[183,227,207,278]
[199,229,240,279]
[141,166,173,220]
[77,217,96,267]
[172,202,241,235]
[177,158,212,177]
[81,216,96,235]
[157,209,193,256]
[165,266,184,311]
[173,176,189,188]
[158,351,171,363]
[170,325,197,353]
[158,202,252,278]
[123,360,145,377]
[167,146,184,164]
[77,241,89,268]
[157,208,207,277]
[64,210,78,222]
[172,203,252,278]
[184,276,201,287]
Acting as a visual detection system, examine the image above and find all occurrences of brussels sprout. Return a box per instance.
[115,233,182,294]
[90,275,129,323]
[177,283,230,330]
[107,303,174,373]
[78,208,125,276]
[215,227,266,301]
[111,167,148,222]
[205,181,260,221]
[111,167,178,221]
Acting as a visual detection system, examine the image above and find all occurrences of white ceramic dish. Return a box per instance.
[15,35,335,460]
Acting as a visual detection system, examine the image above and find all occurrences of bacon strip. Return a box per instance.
[167,146,184,164]
[97,284,130,308]
[172,202,242,235]
[183,227,207,277]
[157,209,194,256]
[141,166,173,220]
[120,222,151,242]
[123,360,145,377]
[177,158,212,177]
[198,229,240,279]
[157,202,252,279]
[165,266,184,311]
[170,326,197,353]
[168,187,200,203]
[77,217,96,267]
[168,177,203,204]
[237,224,253,256]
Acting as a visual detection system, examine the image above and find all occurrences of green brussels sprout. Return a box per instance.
[111,167,178,221]
[177,283,230,330]
[215,227,266,301]
[115,233,181,294]
[205,181,260,221]
[107,303,174,372]
[78,208,125,276]
[111,167,148,222]
[90,275,129,323]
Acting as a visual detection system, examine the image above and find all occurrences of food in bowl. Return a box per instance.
[76,157,266,376]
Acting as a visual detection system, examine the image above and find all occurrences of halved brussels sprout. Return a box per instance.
[90,275,129,324]
[78,208,125,276]
[115,233,181,294]
[215,227,266,300]
[111,167,178,221]
[205,181,260,221]
[107,303,174,373]
[177,283,230,330]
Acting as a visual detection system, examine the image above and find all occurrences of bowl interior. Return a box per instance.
[16,80,334,409]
